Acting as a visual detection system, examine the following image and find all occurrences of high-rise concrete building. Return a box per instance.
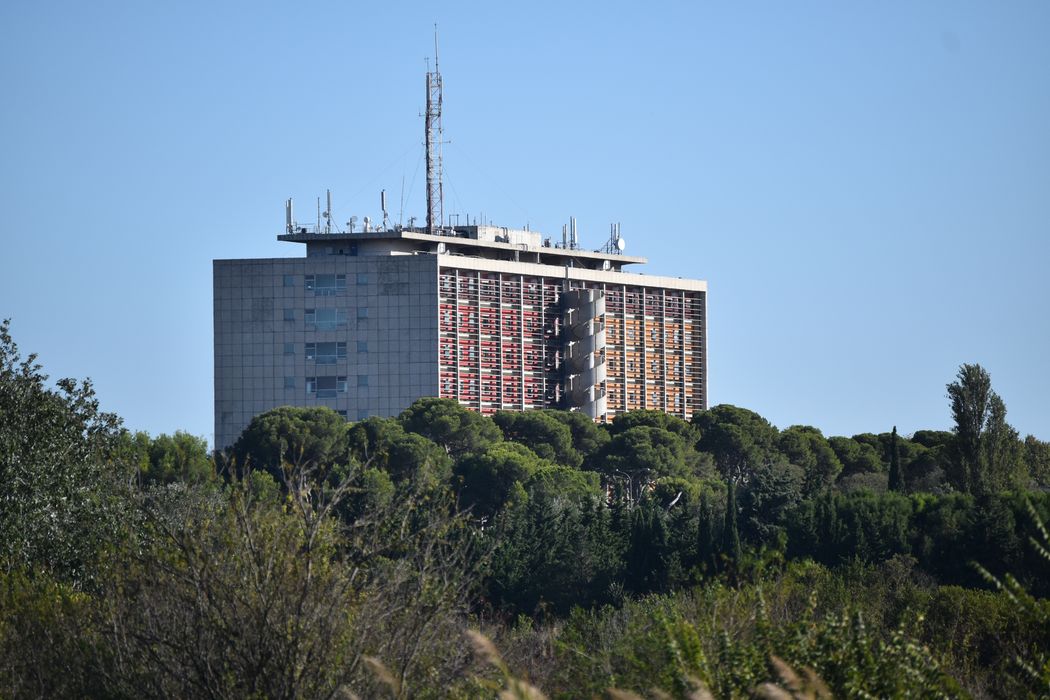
[213,224,707,449]
[212,48,706,449]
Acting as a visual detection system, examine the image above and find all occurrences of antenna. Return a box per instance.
[324,189,332,234]
[285,198,294,234]
[381,189,389,230]
[425,25,444,235]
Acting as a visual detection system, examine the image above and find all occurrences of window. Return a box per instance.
[305,308,347,330]
[336,410,348,419]
[357,307,369,319]
[357,341,368,353]
[357,409,370,421]
[305,341,346,364]
[356,273,369,285]
[284,376,295,389]
[283,342,295,355]
[283,274,295,287]
[357,374,369,387]
[284,309,295,322]
[306,274,346,296]
[306,376,347,398]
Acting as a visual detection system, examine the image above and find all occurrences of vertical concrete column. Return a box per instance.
[562,289,608,419]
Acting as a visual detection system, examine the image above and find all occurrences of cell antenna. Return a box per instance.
[425,25,444,235]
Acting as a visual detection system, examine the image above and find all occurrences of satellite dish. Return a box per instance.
[616,237,627,251]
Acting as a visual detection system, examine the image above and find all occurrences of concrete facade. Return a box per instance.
[213,254,439,449]
[214,225,707,450]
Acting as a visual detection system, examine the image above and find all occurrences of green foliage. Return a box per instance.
[121,430,215,485]
[494,410,581,467]
[538,408,610,460]
[694,404,779,483]
[829,435,883,477]
[523,466,601,503]
[888,426,905,492]
[608,408,700,442]
[7,318,1050,697]
[399,396,502,458]
[486,493,624,615]
[347,415,452,489]
[595,425,704,485]
[946,363,1024,494]
[507,561,964,699]
[0,319,133,587]
[625,505,671,594]
[722,479,742,569]
[231,404,349,478]
[455,442,548,520]
[1022,434,1050,489]
[778,425,842,496]
[740,457,804,542]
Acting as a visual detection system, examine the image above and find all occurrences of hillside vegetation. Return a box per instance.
[2,318,1048,699]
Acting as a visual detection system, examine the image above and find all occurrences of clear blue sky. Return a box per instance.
[2,1,1048,446]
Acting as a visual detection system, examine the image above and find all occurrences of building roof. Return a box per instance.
[278,224,648,272]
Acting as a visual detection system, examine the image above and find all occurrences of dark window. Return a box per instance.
[306,376,348,398]
[306,342,346,364]
[305,308,347,330]
[284,309,295,322]
[306,274,346,296]
[283,274,295,287]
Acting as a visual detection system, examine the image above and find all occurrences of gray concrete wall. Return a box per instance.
[213,254,439,450]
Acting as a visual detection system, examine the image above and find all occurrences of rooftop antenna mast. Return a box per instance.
[425,25,444,235]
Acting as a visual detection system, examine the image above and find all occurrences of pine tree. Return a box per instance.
[888,425,905,492]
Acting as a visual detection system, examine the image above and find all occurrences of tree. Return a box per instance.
[829,436,883,478]
[134,431,215,485]
[0,319,133,586]
[946,364,1022,494]
[594,425,702,497]
[696,490,717,574]
[739,457,804,543]
[1023,435,1050,488]
[493,410,581,467]
[398,397,502,458]
[540,409,610,461]
[777,425,842,496]
[454,442,547,519]
[346,416,452,489]
[523,466,601,504]
[888,426,905,492]
[231,405,349,480]
[97,459,480,699]
[721,478,742,568]
[694,405,779,483]
[608,409,699,443]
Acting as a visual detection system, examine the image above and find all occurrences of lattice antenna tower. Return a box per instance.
[425,27,444,235]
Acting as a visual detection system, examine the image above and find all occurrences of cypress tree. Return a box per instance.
[697,491,715,574]
[650,508,669,592]
[721,479,742,568]
[888,425,905,492]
